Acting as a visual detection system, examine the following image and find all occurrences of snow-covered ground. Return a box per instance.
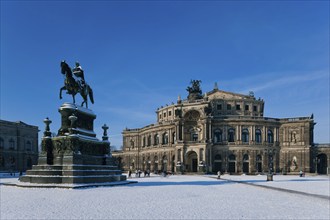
[1,173,329,219]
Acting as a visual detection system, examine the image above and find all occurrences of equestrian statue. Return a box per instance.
[59,60,94,108]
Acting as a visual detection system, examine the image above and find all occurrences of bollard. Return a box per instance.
[267,174,273,181]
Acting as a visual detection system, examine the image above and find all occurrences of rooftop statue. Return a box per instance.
[186,80,203,101]
[60,61,94,108]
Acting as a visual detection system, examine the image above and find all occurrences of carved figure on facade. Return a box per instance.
[290,156,298,171]
[186,80,203,101]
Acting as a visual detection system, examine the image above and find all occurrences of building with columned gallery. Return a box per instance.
[0,120,39,172]
[112,81,330,175]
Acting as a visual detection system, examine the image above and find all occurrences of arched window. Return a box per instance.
[192,132,198,142]
[243,154,249,161]
[147,135,151,146]
[143,137,146,147]
[172,132,176,144]
[154,134,159,145]
[9,139,15,150]
[130,140,134,149]
[228,128,235,142]
[188,126,199,142]
[267,130,274,143]
[26,141,32,151]
[0,156,4,167]
[228,154,236,161]
[214,129,223,143]
[242,129,249,143]
[255,129,262,143]
[256,155,262,161]
[0,138,4,149]
[162,133,168,145]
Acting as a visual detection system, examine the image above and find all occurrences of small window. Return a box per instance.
[217,104,222,110]
[169,111,172,116]
[159,114,162,119]
[245,105,249,111]
[253,106,257,111]
[236,105,241,110]
[227,104,232,110]
[192,133,198,142]
[164,112,166,117]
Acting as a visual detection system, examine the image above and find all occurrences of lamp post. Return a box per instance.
[267,149,273,181]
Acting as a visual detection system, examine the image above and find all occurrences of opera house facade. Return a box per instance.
[113,81,329,175]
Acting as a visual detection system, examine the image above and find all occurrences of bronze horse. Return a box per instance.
[59,61,94,108]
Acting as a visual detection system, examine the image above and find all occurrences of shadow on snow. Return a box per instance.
[124,179,235,187]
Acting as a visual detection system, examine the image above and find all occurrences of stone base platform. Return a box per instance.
[3,179,137,189]
[18,102,129,187]
[19,164,127,184]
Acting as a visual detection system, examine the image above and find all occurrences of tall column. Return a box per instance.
[181,122,185,141]
[250,126,253,142]
[202,121,206,141]
[209,147,212,172]
[209,121,212,141]
[275,127,278,143]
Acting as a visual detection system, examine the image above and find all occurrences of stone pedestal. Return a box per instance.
[19,103,127,185]
[267,173,273,181]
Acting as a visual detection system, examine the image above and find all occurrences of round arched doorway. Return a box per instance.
[186,151,198,172]
[317,154,328,174]
[242,154,249,174]
[228,154,236,174]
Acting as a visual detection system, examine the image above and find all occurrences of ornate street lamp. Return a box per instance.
[267,149,274,181]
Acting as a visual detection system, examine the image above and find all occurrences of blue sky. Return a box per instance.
[1,0,329,149]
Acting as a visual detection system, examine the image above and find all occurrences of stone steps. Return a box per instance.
[20,174,126,184]
[26,169,122,176]
[20,164,126,184]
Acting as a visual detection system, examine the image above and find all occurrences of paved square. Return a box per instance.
[1,174,329,219]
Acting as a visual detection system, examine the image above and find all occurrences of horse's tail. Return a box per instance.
[88,86,94,104]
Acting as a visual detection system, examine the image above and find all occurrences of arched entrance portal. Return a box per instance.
[186,151,198,172]
[242,154,249,174]
[256,155,262,173]
[214,154,222,173]
[317,154,328,174]
[228,154,236,174]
